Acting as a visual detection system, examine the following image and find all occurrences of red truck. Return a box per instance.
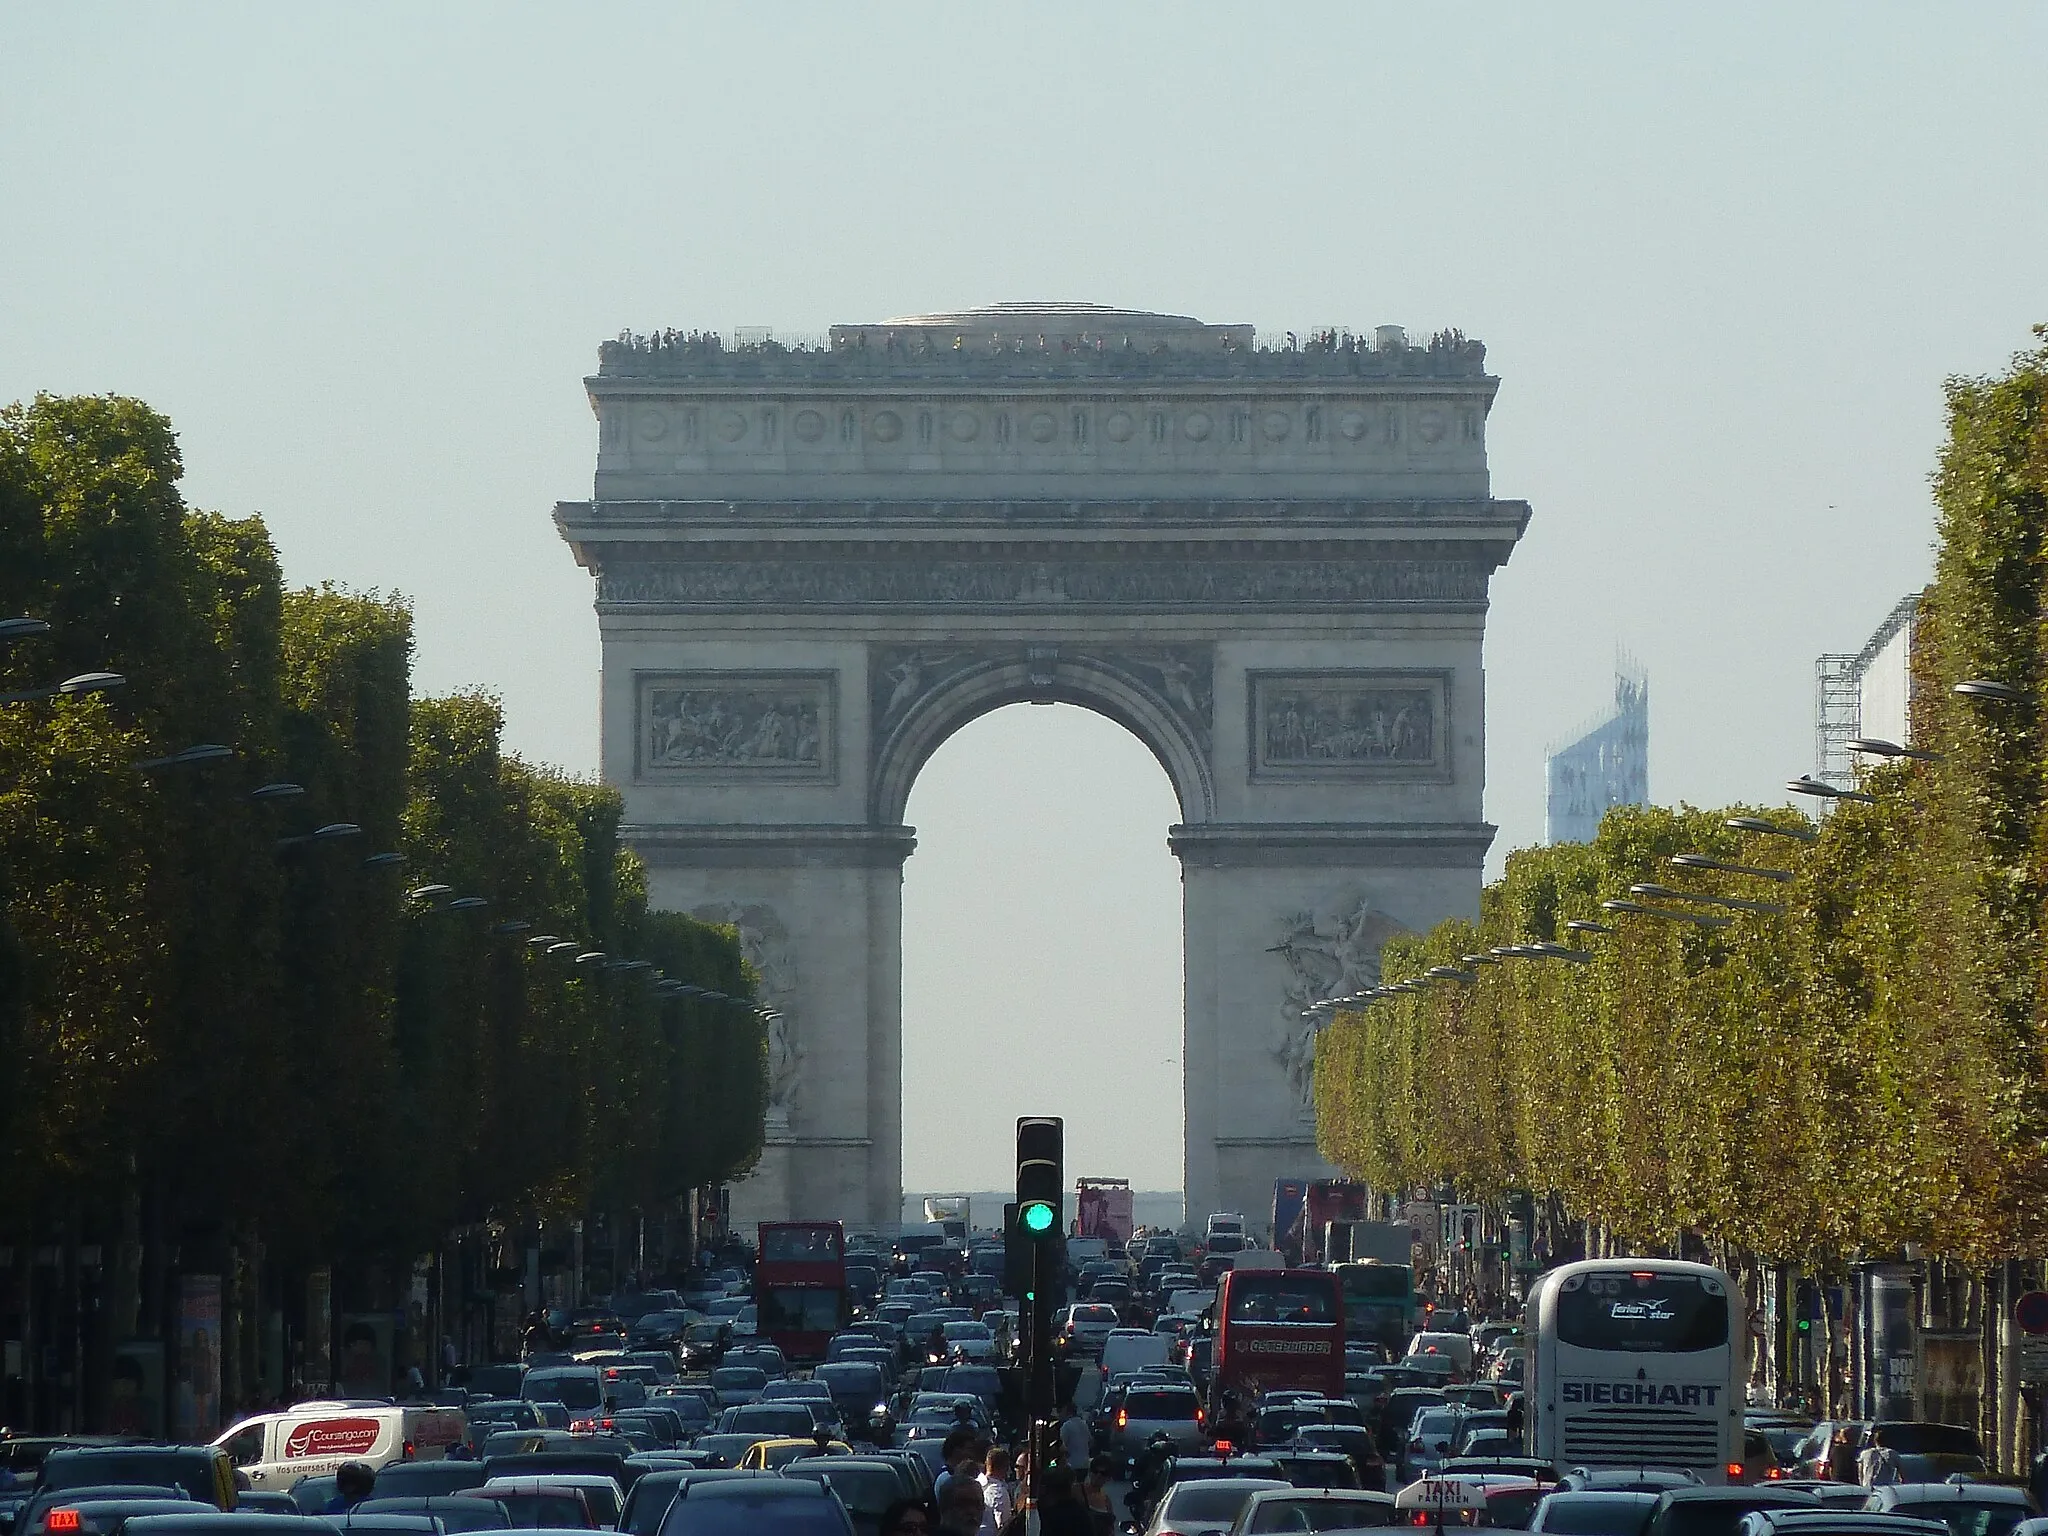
[1075,1178,1133,1246]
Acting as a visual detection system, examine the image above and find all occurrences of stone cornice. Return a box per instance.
[1169,820,1497,868]
[557,497,1532,537]
[591,553,1498,611]
[592,336,1492,387]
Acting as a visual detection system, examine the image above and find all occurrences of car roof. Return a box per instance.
[1166,1478,1293,1496]
[1875,1485,2033,1505]
[1745,1516,1948,1536]
[1657,1488,1821,1506]
[682,1480,831,1500]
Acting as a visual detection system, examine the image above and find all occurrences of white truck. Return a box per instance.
[923,1194,972,1242]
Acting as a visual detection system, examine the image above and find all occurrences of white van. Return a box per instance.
[214,1400,466,1488]
[1404,1330,1476,1374]
[1205,1213,1246,1240]
[1099,1329,1173,1382]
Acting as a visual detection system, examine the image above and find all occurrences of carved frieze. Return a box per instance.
[1250,670,1449,780]
[638,671,835,780]
[1270,903,1411,1110]
[868,643,1216,762]
[600,558,1488,608]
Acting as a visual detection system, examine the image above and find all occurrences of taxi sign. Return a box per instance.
[1396,1476,1489,1525]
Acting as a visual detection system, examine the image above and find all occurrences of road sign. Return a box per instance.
[2019,1335,2048,1386]
[2015,1291,2048,1335]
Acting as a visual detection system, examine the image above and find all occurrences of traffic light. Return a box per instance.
[1015,1117,1064,1306]
[1015,1117,1064,1501]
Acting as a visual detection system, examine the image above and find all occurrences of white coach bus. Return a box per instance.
[1526,1259,1745,1483]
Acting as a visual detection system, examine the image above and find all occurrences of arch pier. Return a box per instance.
[555,303,1529,1234]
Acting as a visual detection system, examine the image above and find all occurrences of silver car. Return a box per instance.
[1111,1385,1207,1453]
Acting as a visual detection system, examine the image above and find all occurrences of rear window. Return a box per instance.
[39,1453,217,1504]
[1251,1497,1394,1531]
[1127,1392,1200,1419]
[1652,1496,1806,1536]
[1874,1424,1982,1456]
[525,1370,602,1409]
[1075,1306,1117,1323]
[1554,1271,1729,1353]
[1168,1485,1272,1523]
[1888,1506,2026,1536]
[657,1491,849,1536]
[1536,1494,1658,1534]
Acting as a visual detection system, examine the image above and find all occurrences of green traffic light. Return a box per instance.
[1021,1200,1056,1233]
[1796,1318,1811,1332]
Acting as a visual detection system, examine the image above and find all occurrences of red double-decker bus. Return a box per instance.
[755,1221,848,1363]
[1213,1266,1345,1403]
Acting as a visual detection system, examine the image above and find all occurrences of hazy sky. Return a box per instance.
[5,4,2044,1190]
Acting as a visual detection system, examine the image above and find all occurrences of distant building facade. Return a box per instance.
[1815,593,1921,787]
[1546,664,1649,844]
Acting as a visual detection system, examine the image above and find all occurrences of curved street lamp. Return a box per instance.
[1954,679,2026,703]
[1788,774,1875,805]
[1849,736,1942,764]
[1601,898,1734,929]
[1726,816,1818,843]
[1630,882,1786,917]
[1671,853,1792,882]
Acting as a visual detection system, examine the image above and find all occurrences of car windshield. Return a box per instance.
[1554,1272,1729,1353]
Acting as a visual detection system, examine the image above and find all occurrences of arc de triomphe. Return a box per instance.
[555,302,1528,1235]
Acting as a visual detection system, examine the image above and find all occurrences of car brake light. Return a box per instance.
[402,1439,416,1460]
[47,1512,82,1533]
[1117,1410,1128,1428]
[1727,1462,1744,1479]
[1767,1468,1783,1480]
[1196,1407,1205,1424]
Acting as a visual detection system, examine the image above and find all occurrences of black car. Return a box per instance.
[628,1310,695,1350]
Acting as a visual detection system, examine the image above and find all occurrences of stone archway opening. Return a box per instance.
[899,702,1185,1207]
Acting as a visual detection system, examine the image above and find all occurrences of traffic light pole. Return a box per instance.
[1015,1116,1063,1513]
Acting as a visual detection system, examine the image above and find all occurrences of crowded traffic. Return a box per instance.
[2,1189,2031,1536]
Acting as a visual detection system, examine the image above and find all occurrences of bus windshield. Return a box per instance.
[1554,1272,1728,1352]
[1227,1274,1340,1323]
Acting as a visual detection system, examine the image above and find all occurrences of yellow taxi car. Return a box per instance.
[737,1436,854,1470]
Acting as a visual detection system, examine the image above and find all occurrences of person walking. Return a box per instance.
[1058,1401,1091,1470]
[979,1446,1015,1533]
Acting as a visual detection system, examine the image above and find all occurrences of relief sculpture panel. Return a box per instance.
[1249,670,1448,781]
[638,671,835,780]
